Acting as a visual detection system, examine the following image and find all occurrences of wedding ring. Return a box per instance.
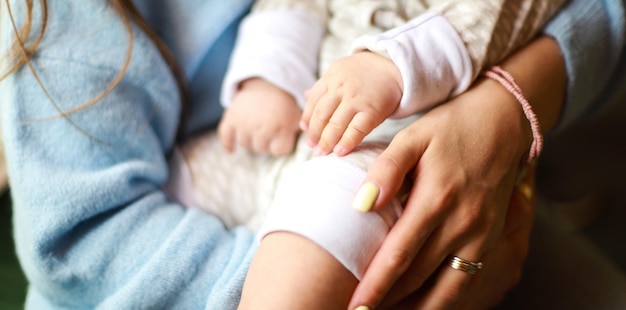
[448,255,483,275]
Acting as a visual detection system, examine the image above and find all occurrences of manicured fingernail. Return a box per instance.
[356,306,371,310]
[352,183,379,212]
[314,147,327,156]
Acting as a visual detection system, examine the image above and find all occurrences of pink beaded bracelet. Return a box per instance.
[482,66,543,163]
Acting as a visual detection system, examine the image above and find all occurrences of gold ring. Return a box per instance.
[448,255,483,275]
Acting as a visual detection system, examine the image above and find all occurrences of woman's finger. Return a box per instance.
[378,205,489,308]
[348,174,444,310]
[386,201,534,310]
[445,192,535,310]
[352,127,427,213]
[411,244,486,309]
[403,166,536,310]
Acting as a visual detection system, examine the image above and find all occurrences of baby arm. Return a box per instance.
[302,0,567,156]
[219,0,327,155]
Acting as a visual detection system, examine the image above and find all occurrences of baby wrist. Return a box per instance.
[351,11,473,118]
[221,10,324,109]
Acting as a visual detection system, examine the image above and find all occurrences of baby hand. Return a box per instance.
[218,78,302,156]
[301,52,403,156]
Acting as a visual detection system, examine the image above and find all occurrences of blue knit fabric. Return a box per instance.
[543,0,626,135]
[1,1,255,309]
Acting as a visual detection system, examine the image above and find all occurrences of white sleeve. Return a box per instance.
[351,11,473,118]
[220,10,324,109]
[257,156,403,280]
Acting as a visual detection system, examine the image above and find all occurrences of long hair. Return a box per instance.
[0,0,189,133]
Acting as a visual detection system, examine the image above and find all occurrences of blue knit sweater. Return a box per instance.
[0,0,624,309]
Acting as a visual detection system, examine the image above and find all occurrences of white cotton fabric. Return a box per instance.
[351,11,472,118]
[220,10,324,109]
[257,156,403,279]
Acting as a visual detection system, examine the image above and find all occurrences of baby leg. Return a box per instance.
[241,142,409,308]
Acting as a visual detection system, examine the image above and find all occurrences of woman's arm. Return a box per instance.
[543,0,626,134]
[350,0,626,308]
[349,36,565,310]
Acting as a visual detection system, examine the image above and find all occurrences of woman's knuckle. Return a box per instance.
[377,153,403,174]
[457,201,492,234]
[385,248,413,271]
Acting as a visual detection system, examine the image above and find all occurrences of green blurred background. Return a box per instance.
[0,190,27,309]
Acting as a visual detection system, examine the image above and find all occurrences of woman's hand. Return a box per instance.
[453,167,535,310]
[389,164,536,310]
[349,37,565,310]
[349,77,533,310]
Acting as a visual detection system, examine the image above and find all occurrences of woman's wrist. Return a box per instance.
[494,36,566,135]
[475,36,566,162]
[482,67,543,162]
[471,77,535,164]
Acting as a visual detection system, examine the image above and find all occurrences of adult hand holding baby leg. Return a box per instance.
[350,82,530,310]
[349,37,566,310]
[393,164,537,309]
[218,78,302,156]
[301,52,403,156]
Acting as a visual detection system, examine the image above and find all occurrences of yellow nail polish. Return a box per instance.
[352,183,379,212]
[356,306,371,310]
